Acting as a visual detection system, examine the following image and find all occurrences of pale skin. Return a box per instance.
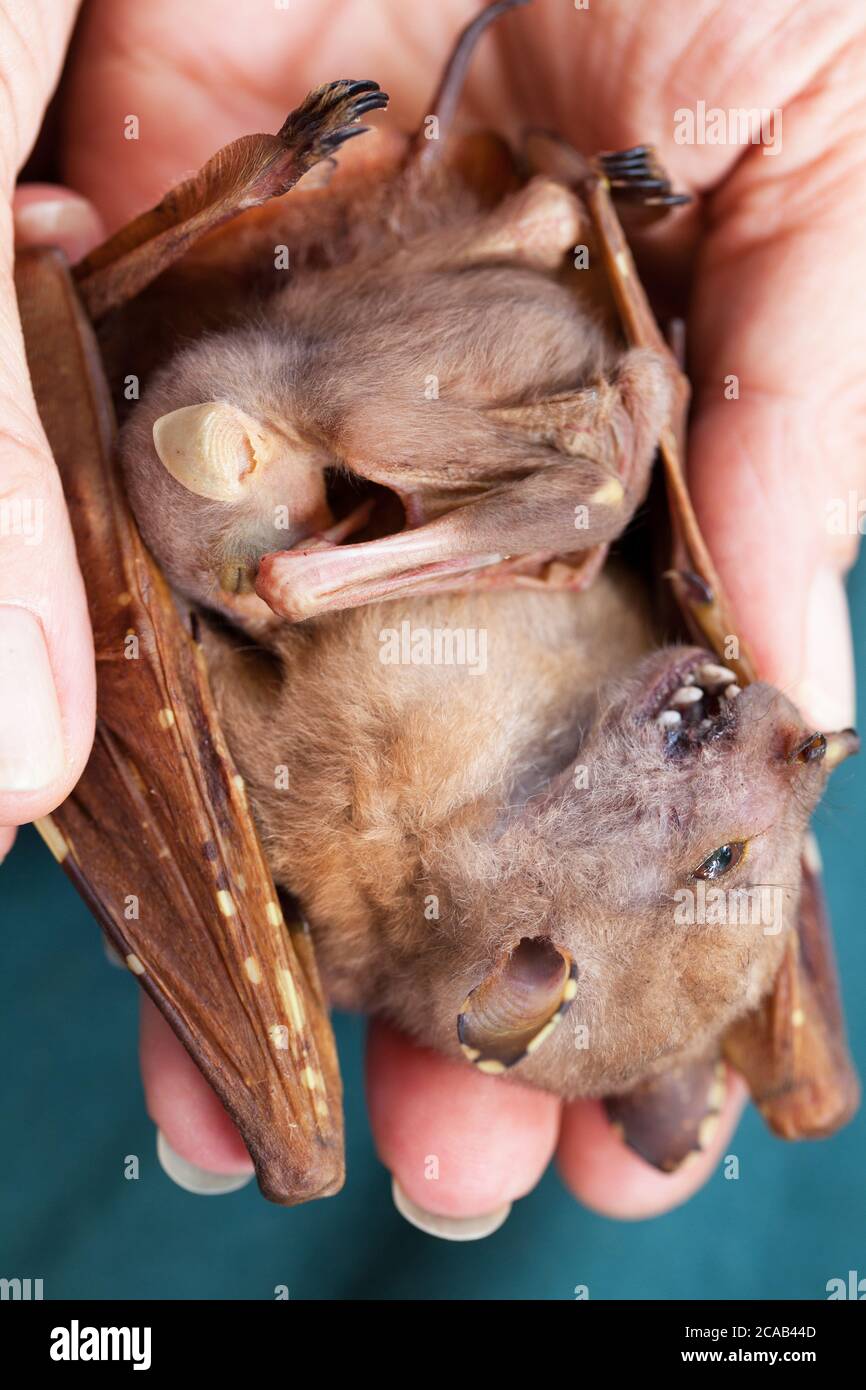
[1,0,864,1223]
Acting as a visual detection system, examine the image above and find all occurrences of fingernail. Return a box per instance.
[391,1178,511,1241]
[791,566,856,730]
[0,607,65,792]
[156,1130,253,1195]
[14,196,103,262]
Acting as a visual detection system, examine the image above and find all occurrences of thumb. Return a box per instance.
[0,187,104,827]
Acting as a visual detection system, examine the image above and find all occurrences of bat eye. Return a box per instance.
[692,841,746,881]
[218,560,256,595]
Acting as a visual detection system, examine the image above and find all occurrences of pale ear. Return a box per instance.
[152,401,281,500]
[457,936,577,1074]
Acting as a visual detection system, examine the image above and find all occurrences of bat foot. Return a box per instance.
[278,80,390,163]
[599,145,691,214]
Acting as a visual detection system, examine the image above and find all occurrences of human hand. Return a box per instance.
[0,2,104,863]
[53,0,864,1231]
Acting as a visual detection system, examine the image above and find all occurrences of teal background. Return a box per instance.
[1,565,864,1302]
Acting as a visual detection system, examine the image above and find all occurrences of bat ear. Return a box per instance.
[152,401,281,501]
[457,936,577,1074]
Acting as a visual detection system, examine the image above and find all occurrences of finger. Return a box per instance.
[14,185,105,263]
[0,190,105,824]
[366,1019,560,1238]
[557,1070,747,1220]
[687,70,866,729]
[139,995,254,1189]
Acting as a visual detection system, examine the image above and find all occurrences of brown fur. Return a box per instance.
[116,150,830,1102]
[118,168,672,626]
[196,574,825,1100]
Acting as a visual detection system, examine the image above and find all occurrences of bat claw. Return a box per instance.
[278,79,389,167]
[599,145,691,213]
[319,126,370,156]
[338,79,382,97]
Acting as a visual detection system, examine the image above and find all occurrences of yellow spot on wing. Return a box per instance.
[158,708,175,730]
[276,967,306,1034]
[126,954,145,976]
[216,889,236,918]
[244,956,262,985]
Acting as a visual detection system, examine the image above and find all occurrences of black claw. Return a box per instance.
[599,144,691,211]
[352,92,390,116]
[607,161,664,182]
[605,150,654,163]
[602,153,656,172]
[670,569,714,606]
[341,79,382,96]
[279,78,388,164]
[609,176,669,192]
[319,125,370,154]
[605,143,652,160]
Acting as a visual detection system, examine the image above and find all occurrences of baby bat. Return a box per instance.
[118,172,673,631]
[113,32,858,1168]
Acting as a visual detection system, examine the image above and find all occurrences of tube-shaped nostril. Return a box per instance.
[457,936,577,1072]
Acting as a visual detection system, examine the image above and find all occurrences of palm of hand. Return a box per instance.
[54,0,866,1222]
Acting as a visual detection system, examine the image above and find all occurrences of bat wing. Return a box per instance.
[581,156,859,1151]
[16,248,344,1206]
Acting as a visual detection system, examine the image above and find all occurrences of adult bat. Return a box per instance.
[16,0,859,1202]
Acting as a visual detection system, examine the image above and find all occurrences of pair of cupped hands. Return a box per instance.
[1,0,863,1236]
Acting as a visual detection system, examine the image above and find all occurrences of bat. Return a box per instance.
[16,0,859,1200]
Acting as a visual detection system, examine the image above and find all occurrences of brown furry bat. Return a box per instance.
[198,577,835,1109]
[113,40,856,1156]
[119,173,673,629]
[43,0,848,1179]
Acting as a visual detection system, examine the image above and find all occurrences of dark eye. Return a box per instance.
[692,841,746,880]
